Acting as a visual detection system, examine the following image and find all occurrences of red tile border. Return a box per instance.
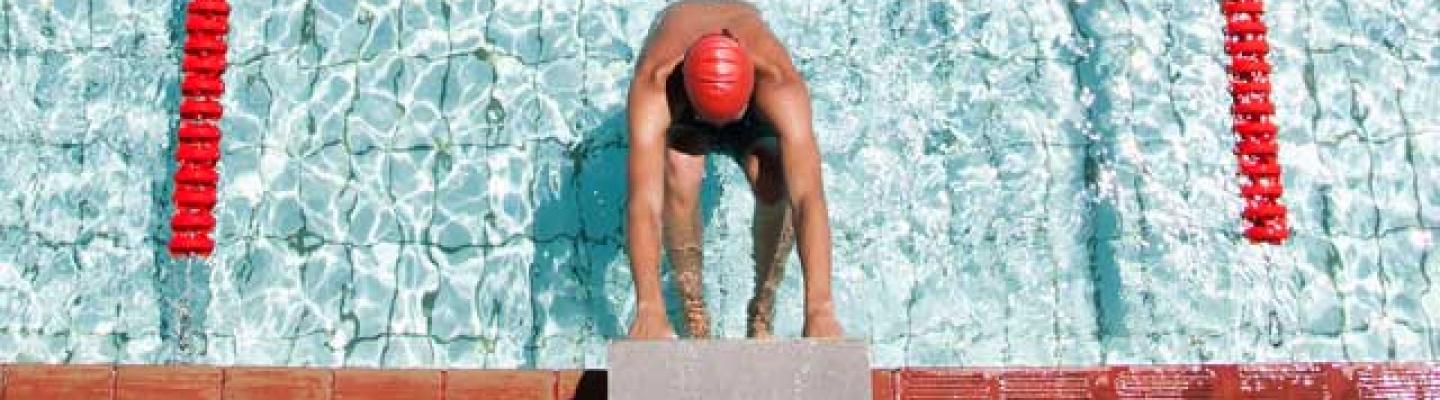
[889,364,1404,399]
[1229,363,1331,398]
[872,370,896,400]
[555,370,605,400]
[445,370,554,400]
[115,365,223,400]
[333,369,441,400]
[3,364,114,400]
[1325,363,1358,397]
[224,367,333,400]
[898,368,996,398]
[0,362,1436,399]
[1111,365,1218,398]
[1352,362,1440,398]
[998,367,1107,399]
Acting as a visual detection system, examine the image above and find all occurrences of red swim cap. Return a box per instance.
[682,30,755,125]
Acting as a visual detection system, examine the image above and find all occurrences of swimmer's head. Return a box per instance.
[682,29,755,125]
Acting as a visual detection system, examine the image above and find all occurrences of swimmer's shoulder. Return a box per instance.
[661,0,759,15]
[667,2,790,73]
[637,1,796,86]
[636,2,758,80]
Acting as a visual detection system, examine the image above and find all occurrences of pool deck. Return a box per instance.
[1,362,1437,398]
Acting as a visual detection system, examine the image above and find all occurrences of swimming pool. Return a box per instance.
[0,0,1436,369]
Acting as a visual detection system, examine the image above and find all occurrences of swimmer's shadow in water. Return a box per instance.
[526,113,723,365]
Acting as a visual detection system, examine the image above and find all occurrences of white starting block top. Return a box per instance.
[608,339,871,400]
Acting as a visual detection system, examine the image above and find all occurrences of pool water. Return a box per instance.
[0,0,1437,369]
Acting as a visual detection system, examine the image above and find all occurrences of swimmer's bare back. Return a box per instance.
[624,0,843,339]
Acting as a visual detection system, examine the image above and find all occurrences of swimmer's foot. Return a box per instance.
[628,305,676,339]
[746,316,774,339]
[801,308,844,338]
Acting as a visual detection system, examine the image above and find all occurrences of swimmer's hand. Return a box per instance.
[802,304,844,339]
[628,303,678,339]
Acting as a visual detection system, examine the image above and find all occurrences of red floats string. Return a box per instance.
[1223,0,1287,245]
[169,0,230,257]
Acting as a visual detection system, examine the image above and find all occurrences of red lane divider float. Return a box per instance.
[169,0,230,257]
[1223,0,1287,244]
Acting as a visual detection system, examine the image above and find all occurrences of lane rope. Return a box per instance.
[1223,0,1288,244]
[169,0,230,257]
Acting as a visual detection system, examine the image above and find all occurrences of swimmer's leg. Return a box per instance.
[735,137,795,338]
[664,145,711,338]
[747,200,794,338]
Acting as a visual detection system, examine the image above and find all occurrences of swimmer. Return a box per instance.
[624,0,842,339]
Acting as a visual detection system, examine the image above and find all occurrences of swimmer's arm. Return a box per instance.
[624,66,673,307]
[753,70,835,311]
